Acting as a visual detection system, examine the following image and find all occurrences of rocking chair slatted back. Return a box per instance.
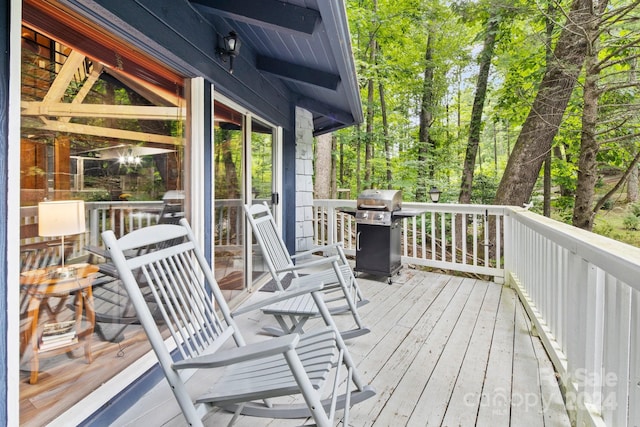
[105,223,245,361]
[253,213,293,281]
[244,203,370,339]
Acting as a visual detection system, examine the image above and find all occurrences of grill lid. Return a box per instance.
[357,189,402,212]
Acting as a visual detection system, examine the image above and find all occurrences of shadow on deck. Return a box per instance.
[114,267,571,427]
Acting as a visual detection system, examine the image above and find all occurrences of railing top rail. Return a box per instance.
[314,199,355,208]
[314,199,507,215]
[20,201,165,215]
[507,207,640,291]
[85,201,163,208]
[401,202,507,215]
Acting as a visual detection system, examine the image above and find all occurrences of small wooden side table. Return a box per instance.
[20,264,99,384]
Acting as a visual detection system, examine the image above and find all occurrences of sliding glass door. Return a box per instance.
[250,117,278,285]
[213,100,279,299]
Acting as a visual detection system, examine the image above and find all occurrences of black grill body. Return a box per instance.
[355,220,402,281]
[344,189,426,283]
[352,189,404,283]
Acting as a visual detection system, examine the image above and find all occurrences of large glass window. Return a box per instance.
[19,23,186,425]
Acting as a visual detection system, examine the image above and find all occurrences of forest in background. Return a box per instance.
[315,0,640,246]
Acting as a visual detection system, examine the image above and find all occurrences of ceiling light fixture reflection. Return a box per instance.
[118,149,142,167]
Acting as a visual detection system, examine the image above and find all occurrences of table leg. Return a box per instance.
[21,270,98,384]
[42,295,70,323]
[265,314,309,336]
[82,287,94,363]
[27,296,42,384]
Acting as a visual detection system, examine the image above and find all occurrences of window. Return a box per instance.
[19,23,186,424]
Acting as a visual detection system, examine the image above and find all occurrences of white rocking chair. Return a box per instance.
[102,219,375,427]
[245,202,369,340]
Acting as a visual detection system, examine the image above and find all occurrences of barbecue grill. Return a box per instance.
[344,189,425,283]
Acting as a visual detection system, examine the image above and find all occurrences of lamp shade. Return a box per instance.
[38,200,86,237]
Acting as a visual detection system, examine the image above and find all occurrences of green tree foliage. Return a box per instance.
[343,0,473,195]
[337,0,640,244]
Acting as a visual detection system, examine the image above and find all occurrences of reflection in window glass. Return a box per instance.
[250,118,275,285]
[19,25,185,425]
[211,105,278,297]
[213,103,245,300]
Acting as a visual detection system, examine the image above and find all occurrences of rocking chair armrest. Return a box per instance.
[309,242,345,254]
[172,334,300,370]
[278,255,341,274]
[232,282,325,317]
[85,245,110,260]
[84,246,120,277]
[290,242,344,260]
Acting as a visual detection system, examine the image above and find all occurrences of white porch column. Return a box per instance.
[295,107,314,256]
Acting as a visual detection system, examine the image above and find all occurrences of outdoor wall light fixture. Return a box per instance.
[429,186,442,203]
[217,31,241,74]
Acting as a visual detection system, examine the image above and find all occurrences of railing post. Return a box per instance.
[581,265,605,423]
[502,209,512,285]
[90,207,99,246]
[327,205,336,247]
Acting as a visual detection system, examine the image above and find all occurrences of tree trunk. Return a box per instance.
[572,30,601,230]
[365,68,374,187]
[555,144,574,196]
[364,1,377,189]
[364,55,375,188]
[339,132,344,189]
[356,124,362,194]
[459,14,499,204]
[331,134,337,197]
[594,150,640,212]
[493,121,498,177]
[543,0,557,217]
[629,163,639,203]
[416,32,434,202]
[314,133,333,199]
[379,82,392,188]
[573,0,611,230]
[457,67,462,143]
[544,150,551,216]
[221,133,239,199]
[494,0,592,207]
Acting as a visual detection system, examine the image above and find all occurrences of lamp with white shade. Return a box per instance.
[38,200,86,277]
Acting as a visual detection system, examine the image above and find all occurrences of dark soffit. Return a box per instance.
[190,0,363,135]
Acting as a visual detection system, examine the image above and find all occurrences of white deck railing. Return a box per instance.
[314,200,640,427]
[20,200,243,264]
[20,199,639,426]
[313,200,506,279]
[505,209,640,427]
[20,202,165,263]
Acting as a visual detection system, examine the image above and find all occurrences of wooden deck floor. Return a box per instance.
[114,268,571,427]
